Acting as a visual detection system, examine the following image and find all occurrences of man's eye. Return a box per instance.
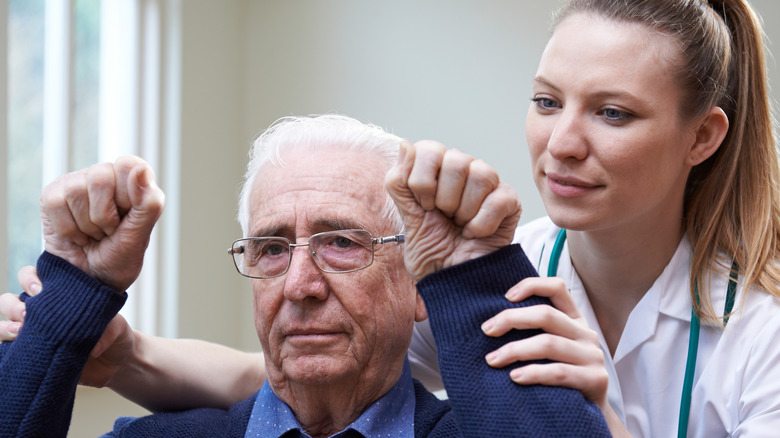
[265,243,287,256]
[333,236,356,248]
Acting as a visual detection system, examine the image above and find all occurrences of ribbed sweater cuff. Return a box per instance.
[416,244,548,346]
[24,251,127,352]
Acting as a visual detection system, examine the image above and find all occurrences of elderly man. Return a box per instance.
[0,115,609,436]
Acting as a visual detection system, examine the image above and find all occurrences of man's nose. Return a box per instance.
[282,246,328,301]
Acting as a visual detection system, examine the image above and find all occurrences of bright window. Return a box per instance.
[5,0,177,336]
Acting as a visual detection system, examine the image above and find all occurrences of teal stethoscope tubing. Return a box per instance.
[547,229,737,438]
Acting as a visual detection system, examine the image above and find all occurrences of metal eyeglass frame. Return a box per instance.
[227,229,405,279]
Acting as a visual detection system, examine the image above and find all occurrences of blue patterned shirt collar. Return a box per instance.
[245,359,416,438]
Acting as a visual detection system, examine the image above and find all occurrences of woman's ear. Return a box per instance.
[686,106,729,166]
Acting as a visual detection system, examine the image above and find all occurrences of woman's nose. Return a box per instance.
[546,109,589,161]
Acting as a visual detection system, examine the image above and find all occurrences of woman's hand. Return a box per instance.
[0,266,41,341]
[482,276,631,436]
[482,277,608,405]
[0,265,137,388]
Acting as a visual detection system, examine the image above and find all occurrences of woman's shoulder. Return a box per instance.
[732,282,780,327]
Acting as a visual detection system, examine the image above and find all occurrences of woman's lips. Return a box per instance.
[546,173,601,197]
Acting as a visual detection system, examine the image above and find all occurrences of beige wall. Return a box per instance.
[1,0,8,291]
[68,0,780,435]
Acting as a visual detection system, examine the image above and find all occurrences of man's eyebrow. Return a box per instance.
[248,225,288,238]
[315,219,370,232]
[247,219,372,239]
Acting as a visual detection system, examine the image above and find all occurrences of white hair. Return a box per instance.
[237,114,404,236]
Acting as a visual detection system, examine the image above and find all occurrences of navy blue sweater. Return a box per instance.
[0,247,610,437]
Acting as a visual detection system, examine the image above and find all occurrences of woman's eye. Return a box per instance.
[531,97,560,111]
[600,107,633,123]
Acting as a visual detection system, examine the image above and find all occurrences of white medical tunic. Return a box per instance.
[409,216,780,437]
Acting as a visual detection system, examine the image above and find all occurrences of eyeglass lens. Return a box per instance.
[232,230,375,278]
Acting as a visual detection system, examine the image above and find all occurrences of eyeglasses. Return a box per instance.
[228,229,405,279]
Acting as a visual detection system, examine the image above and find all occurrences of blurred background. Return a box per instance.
[1,0,778,435]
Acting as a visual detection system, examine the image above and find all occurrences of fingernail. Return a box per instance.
[30,283,41,295]
[9,322,21,334]
[485,351,498,364]
[481,320,494,334]
[510,368,524,381]
[505,290,518,301]
[138,167,154,188]
[21,310,26,320]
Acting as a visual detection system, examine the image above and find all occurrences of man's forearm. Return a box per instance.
[0,252,126,437]
[107,334,265,412]
[417,244,611,437]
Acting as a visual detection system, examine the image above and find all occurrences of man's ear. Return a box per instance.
[686,106,729,166]
[414,293,428,322]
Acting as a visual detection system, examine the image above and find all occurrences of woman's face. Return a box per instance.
[526,14,700,234]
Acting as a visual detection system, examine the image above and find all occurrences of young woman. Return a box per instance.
[409,0,780,436]
[2,0,778,436]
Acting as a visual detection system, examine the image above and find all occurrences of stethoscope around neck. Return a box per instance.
[548,229,737,438]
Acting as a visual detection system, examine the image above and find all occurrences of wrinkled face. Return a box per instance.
[247,146,418,392]
[526,14,700,233]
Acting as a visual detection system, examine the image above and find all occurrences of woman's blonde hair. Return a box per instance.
[556,0,780,322]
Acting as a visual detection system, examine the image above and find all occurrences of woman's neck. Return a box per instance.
[567,219,684,356]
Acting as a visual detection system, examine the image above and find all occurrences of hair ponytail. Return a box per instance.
[685,0,780,322]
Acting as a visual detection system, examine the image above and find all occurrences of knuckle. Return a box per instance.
[588,348,606,366]
[39,186,62,210]
[444,148,473,166]
[537,305,558,326]
[581,327,600,343]
[587,369,610,396]
[469,159,499,183]
[87,163,116,190]
[407,175,436,194]
[546,363,569,385]
[62,177,85,200]
[415,140,447,154]
[549,277,567,290]
[537,333,559,353]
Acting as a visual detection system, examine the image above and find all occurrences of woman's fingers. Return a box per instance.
[485,332,602,368]
[0,293,26,341]
[508,360,609,405]
[505,276,582,319]
[483,329,608,406]
[481,276,609,406]
[482,304,594,341]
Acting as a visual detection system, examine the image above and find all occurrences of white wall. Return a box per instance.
[67,0,780,435]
